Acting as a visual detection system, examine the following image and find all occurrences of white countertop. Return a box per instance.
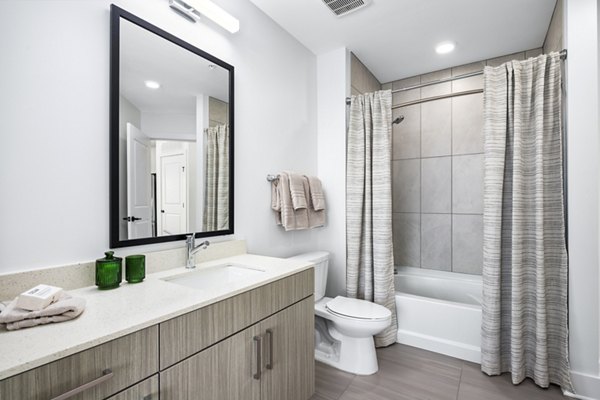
[0,253,313,380]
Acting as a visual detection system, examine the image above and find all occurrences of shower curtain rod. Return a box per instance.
[392,89,483,109]
[345,49,567,105]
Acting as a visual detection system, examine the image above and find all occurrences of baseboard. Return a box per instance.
[564,370,600,400]
[396,329,481,363]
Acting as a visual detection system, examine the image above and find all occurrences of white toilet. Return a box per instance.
[288,251,392,375]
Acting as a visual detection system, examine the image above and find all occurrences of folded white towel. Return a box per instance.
[287,172,308,211]
[306,175,326,211]
[0,292,86,330]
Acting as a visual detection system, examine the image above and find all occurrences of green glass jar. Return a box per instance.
[96,251,122,290]
[125,255,145,283]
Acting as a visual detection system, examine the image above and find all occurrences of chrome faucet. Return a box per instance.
[186,234,210,269]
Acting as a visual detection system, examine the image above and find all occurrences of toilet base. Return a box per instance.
[315,319,380,375]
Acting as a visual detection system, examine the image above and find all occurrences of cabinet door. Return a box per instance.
[260,297,315,400]
[160,323,262,400]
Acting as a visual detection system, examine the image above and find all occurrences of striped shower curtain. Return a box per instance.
[481,52,571,390]
[203,124,229,231]
[346,90,398,347]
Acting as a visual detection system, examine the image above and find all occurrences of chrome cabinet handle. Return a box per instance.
[253,336,262,380]
[50,369,113,400]
[265,329,274,370]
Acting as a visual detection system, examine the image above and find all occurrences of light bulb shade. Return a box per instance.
[183,0,240,33]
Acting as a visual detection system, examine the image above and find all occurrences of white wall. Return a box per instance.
[316,47,350,297]
[141,111,196,140]
[566,0,600,398]
[0,0,319,273]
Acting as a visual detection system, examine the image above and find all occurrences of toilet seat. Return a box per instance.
[325,296,391,321]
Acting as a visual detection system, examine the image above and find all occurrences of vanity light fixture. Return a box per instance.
[144,80,161,89]
[435,41,455,54]
[168,0,240,33]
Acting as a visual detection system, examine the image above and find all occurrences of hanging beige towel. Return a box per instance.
[306,176,326,211]
[271,178,282,225]
[287,172,308,210]
[303,176,325,228]
[278,173,309,230]
[0,292,85,330]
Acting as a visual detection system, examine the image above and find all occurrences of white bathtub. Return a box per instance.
[394,266,482,363]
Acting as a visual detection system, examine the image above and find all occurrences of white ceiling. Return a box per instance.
[120,17,229,114]
[248,0,557,83]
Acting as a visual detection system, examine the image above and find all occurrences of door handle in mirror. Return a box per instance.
[122,216,142,222]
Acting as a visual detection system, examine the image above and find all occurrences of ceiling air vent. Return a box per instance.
[322,0,371,17]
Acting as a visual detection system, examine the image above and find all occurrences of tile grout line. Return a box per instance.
[393,152,484,162]
[336,374,356,400]
[456,362,465,400]
[450,79,454,273]
[418,79,422,269]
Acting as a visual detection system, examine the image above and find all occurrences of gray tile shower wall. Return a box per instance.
[386,48,541,275]
[350,52,381,95]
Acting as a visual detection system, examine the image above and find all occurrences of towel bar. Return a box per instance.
[266,174,279,182]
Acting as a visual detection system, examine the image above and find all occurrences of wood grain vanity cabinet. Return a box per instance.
[160,297,314,400]
[0,268,314,400]
[160,269,315,400]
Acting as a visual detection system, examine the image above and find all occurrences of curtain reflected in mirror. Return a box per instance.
[203,124,229,231]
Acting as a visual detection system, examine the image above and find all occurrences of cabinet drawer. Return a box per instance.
[160,268,313,369]
[0,326,159,400]
[107,374,158,400]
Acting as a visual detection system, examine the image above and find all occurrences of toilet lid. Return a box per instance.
[325,296,392,320]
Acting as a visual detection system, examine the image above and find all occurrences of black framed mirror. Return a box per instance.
[109,5,234,248]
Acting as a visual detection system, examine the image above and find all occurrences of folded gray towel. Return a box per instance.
[306,175,326,211]
[278,173,309,230]
[286,171,308,211]
[0,292,85,330]
[303,176,325,228]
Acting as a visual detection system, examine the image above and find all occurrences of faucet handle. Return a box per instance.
[186,233,195,245]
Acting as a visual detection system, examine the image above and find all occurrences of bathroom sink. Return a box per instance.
[162,263,266,291]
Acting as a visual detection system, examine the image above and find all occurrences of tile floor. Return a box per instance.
[310,344,565,400]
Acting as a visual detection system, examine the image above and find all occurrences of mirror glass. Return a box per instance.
[110,7,234,247]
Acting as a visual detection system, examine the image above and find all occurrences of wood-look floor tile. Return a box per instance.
[313,345,565,400]
[338,379,421,400]
[353,357,460,400]
[458,361,565,400]
[379,343,463,369]
[309,393,337,400]
[314,361,355,400]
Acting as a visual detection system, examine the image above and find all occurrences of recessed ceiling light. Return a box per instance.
[145,80,160,89]
[435,42,455,55]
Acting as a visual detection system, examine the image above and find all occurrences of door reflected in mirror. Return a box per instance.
[110,6,234,247]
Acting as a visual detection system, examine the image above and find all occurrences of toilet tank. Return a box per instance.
[287,251,329,302]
